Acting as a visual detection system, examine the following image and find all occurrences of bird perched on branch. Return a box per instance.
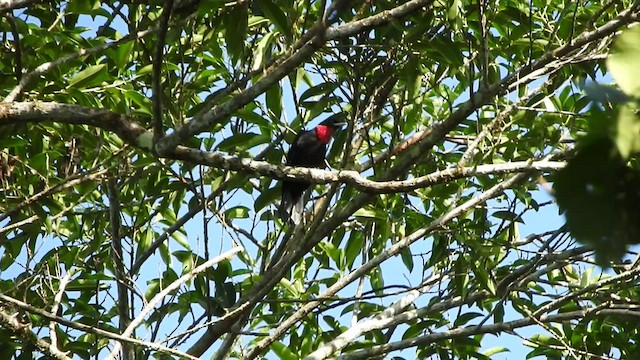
[279,113,346,225]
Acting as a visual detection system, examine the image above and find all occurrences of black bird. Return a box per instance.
[279,114,346,225]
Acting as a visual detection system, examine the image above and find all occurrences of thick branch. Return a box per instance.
[325,0,435,39]
[0,102,147,145]
[0,0,46,13]
[172,145,565,191]
[0,102,564,193]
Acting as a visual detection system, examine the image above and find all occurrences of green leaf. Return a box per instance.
[225,206,249,219]
[299,82,339,102]
[214,260,232,283]
[614,104,640,159]
[266,84,283,120]
[254,185,278,212]
[145,279,160,301]
[453,312,483,327]
[111,41,134,69]
[607,26,640,96]
[66,276,112,291]
[236,109,271,129]
[216,133,267,151]
[136,62,181,76]
[353,206,386,220]
[136,64,154,76]
[159,242,171,267]
[399,247,414,272]
[136,228,154,259]
[318,241,341,266]
[491,210,524,223]
[493,303,504,324]
[255,0,290,39]
[124,89,153,115]
[369,268,384,294]
[214,280,236,308]
[224,4,248,63]
[67,64,107,89]
[251,31,276,70]
[344,231,363,269]
[173,250,194,274]
[67,0,101,13]
[272,341,297,360]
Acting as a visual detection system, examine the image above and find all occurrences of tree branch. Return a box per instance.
[0,0,46,13]
[154,0,438,154]
[49,268,77,356]
[0,293,197,360]
[0,102,566,193]
[152,0,174,142]
[338,307,640,359]
[0,306,72,360]
[106,246,243,360]
[304,274,443,360]
[0,167,109,225]
[531,265,640,318]
[107,176,134,360]
[244,169,535,358]
[2,31,158,102]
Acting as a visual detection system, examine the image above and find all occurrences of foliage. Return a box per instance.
[1,1,640,359]
[555,25,640,265]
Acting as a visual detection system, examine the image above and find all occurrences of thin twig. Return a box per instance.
[49,268,77,355]
[106,246,243,360]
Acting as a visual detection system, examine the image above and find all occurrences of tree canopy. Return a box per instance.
[1,0,640,359]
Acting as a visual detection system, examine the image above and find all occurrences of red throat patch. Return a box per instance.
[315,125,335,144]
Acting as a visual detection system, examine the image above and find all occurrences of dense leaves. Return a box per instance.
[1,1,640,360]
[555,26,640,265]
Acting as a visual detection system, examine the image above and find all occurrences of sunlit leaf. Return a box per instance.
[67,64,107,88]
[607,26,640,96]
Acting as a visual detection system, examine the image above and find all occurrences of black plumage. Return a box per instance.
[279,114,345,225]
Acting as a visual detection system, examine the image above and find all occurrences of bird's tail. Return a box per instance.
[279,191,303,225]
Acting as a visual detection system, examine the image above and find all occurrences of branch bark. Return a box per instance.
[0,101,565,192]
[0,0,46,13]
